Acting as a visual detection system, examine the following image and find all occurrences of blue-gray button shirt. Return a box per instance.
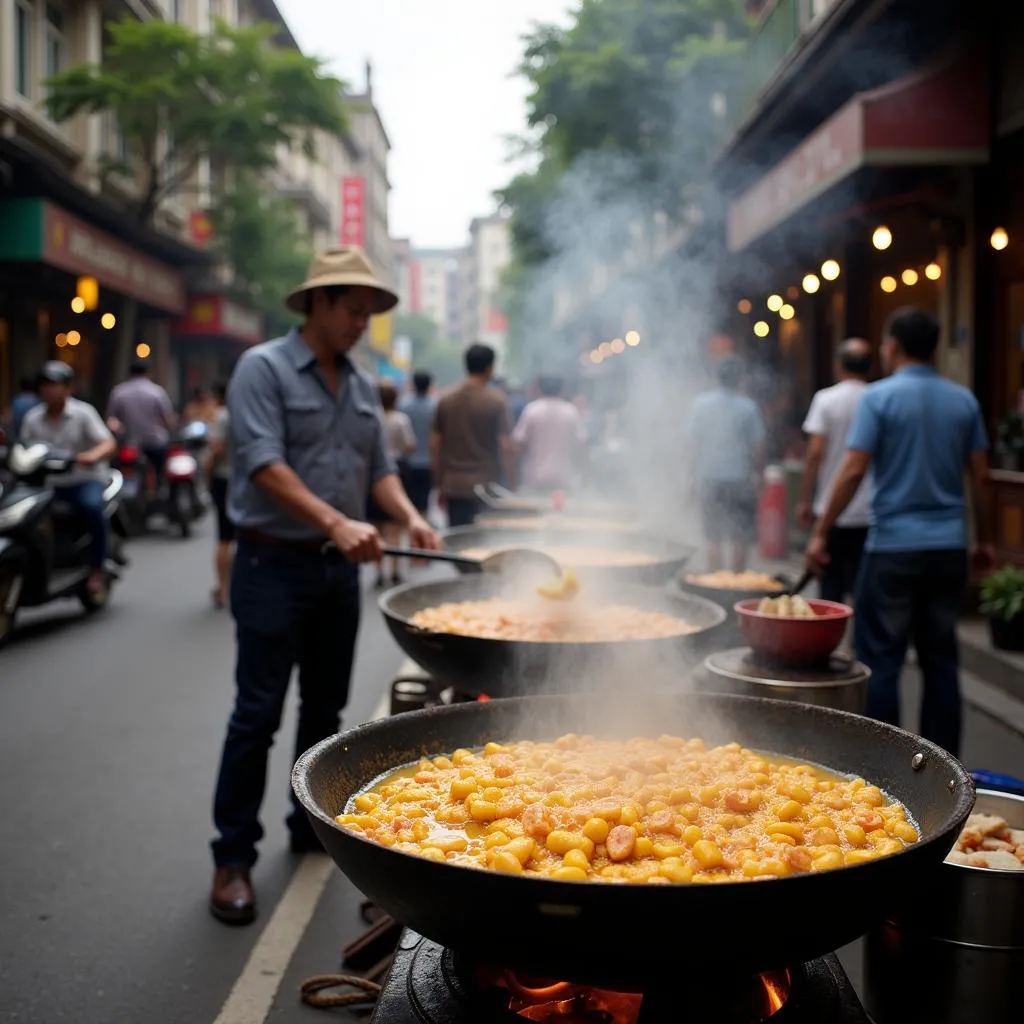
[227,329,396,540]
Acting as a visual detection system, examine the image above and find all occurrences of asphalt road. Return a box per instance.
[2,525,1024,1024]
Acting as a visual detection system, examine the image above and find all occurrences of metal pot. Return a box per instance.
[864,783,1024,1024]
[697,649,870,714]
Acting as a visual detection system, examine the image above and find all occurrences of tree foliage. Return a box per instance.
[207,175,311,335]
[45,17,345,224]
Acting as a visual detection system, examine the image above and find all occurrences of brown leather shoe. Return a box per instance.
[210,865,256,926]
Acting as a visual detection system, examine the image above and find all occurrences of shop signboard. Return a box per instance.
[370,310,392,355]
[340,177,366,247]
[174,294,263,345]
[0,199,186,313]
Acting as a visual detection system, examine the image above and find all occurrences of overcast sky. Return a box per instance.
[278,0,571,249]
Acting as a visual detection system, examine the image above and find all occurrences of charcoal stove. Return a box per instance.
[369,930,871,1024]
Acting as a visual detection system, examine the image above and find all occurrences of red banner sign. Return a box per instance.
[173,294,263,345]
[189,210,214,247]
[42,202,186,313]
[340,177,366,247]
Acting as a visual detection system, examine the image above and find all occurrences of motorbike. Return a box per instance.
[112,421,209,538]
[0,443,128,650]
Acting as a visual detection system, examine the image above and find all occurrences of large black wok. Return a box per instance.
[380,575,727,694]
[443,525,695,585]
[293,693,973,989]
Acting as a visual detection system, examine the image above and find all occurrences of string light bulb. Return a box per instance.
[901,268,919,287]
[611,338,625,354]
[802,274,821,294]
[136,343,151,359]
[66,330,81,346]
[779,304,796,320]
[625,330,641,346]
[880,276,898,293]
[101,313,117,330]
[589,350,603,365]
[872,226,893,250]
[991,228,1010,251]
[736,299,752,315]
[766,294,783,312]
[925,262,942,281]
[71,297,86,314]
[821,260,841,281]
[753,320,770,338]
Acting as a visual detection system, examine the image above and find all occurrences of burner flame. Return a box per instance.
[761,971,791,1016]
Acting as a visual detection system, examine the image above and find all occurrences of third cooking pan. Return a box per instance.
[293,692,973,990]
[379,575,727,695]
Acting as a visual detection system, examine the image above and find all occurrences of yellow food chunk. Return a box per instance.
[583,817,610,844]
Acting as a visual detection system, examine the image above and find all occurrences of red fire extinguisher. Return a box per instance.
[758,465,788,561]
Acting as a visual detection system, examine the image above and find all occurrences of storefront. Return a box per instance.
[172,293,263,401]
[0,198,187,408]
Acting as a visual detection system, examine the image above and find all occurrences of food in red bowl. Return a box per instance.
[733,597,852,667]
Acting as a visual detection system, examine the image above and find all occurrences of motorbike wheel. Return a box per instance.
[0,568,23,650]
[78,575,112,613]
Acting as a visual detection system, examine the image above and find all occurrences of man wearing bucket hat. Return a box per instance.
[209,246,440,925]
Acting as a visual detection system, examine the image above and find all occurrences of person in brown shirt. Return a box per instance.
[432,343,514,527]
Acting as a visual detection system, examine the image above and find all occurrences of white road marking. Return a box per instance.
[212,854,335,1024]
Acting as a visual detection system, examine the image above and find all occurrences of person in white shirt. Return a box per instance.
[797,339,873,602]
[512,375,585,493]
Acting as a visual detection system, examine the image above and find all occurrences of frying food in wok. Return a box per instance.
[336,733,919,884]
[686,571,784,591]
[462,545,659,568]
[408,597,698,643]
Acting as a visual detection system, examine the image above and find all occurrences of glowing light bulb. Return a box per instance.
[136,342,152,359]
[802,274,821,294]
[991,228,1010,251]
[779,304,796,320]
[625,330,641,346]
[611,339,625,354]
[599,341,612,356]
[872,226,893,250]
[821,260,841,281]
[71,297,86,314]
[766,294,783,312]
[753,320,770,338]
[736,299,752,315]
[880,276,898,293]
[101,312,116,330]
[925,262,942,281]
[901,268,919,286]
[55,333,68,347]
[66,330,81,346]
[589,350,603,365]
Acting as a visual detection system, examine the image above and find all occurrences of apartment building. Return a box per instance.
[461,213,511,361]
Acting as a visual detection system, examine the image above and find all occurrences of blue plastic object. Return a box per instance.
[971,770,1024,796]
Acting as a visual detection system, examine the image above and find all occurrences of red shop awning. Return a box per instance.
[726,50,990,252]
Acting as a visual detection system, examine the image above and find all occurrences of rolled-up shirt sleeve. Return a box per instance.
[369,409,397,484]
[228,353,286,479]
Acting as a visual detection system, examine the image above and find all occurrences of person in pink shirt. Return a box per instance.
[512,375,586,493]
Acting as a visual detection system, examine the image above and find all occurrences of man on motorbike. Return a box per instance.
[20,362,116,594]
[106,359,175,489]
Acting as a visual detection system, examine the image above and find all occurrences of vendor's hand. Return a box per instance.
[972,543,996,574]
[805,533,831,576]
[76,451,100,467]
[795,501,815,530]
[329,518,382,563]
[407,515,441,552]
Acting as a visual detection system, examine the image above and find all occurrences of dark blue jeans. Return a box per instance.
[854,549,968,756]
[211,540,360,868]
[60,481,108,569]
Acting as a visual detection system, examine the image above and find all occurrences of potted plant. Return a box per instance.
[980,565,1024,651]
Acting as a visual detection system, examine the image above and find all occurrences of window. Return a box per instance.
[15,0,33,98]
[44,2,63,81]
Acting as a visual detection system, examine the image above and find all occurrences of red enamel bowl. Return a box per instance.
[733,598,853,668]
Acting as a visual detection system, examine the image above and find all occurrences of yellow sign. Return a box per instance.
[370,311,393,354]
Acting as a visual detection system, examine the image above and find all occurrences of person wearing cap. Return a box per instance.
[209,246,441,926]
[20,362,116,594]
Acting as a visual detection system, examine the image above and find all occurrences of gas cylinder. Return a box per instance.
[758,465,788,560]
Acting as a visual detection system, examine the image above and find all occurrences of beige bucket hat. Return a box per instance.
[286,245,399,315]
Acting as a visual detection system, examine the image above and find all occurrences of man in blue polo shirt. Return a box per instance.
[806,307,992,756]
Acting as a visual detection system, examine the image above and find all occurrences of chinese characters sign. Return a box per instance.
[340,177,366,247]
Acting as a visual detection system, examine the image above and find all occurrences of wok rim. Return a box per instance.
[292,692,975,893]
[377,576,728,643]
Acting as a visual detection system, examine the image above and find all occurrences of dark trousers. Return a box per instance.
[60,481,108,569]
[211,540,360,868]
[142,445,168,489]
[854,549,968,756]
[819,526,868,603]
[446,497,481,529]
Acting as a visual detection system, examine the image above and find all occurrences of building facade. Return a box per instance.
[461,213,511,361]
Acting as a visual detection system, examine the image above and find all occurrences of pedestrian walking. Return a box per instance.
[806,308,994,756]
[206,381,234,608]
[512,374,585,494]
[432,343,515,528]
[398,370,436,518]
[209,246,440,926]
[796,339,873,602]
[367,380,416,587]
[686,356,767,572]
